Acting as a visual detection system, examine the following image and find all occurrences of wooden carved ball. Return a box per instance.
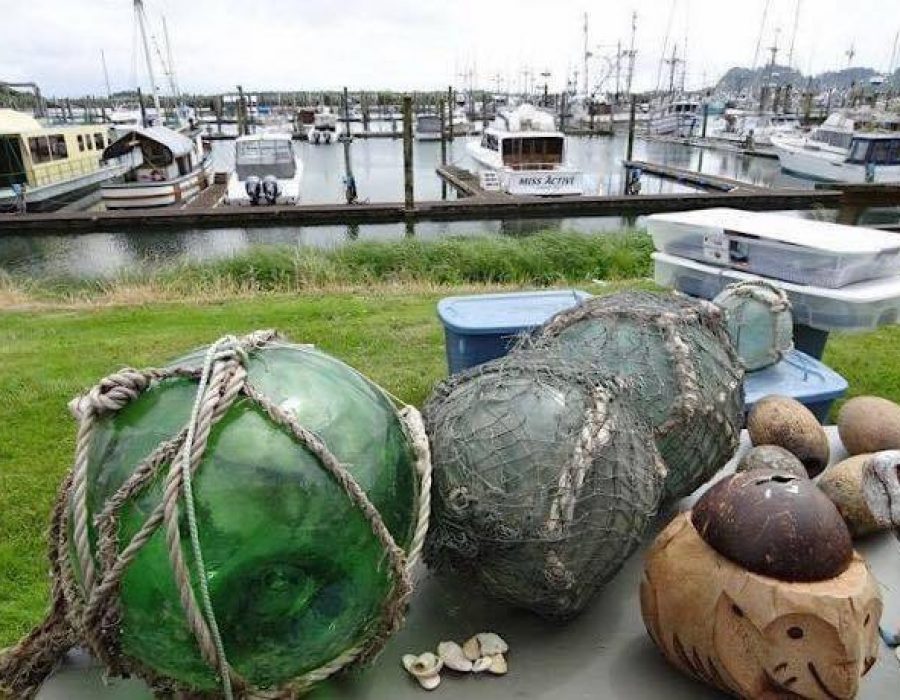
[641,513,882,699]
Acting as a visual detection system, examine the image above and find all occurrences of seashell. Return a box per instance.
[476,632,509,656]
[462,636,481,661]
[437,641,473,672]
[402,652,443,681]
[488,653,508,675]
[471,656,492,673]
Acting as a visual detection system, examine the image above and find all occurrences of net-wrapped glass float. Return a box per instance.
[713,280,794,371]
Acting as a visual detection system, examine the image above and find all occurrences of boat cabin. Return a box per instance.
[235,135,296,180]
[102,127,202,183]
[0,109,110,189]
[661,100,700,116]
[846,135,900,166]
[480,132,565,170]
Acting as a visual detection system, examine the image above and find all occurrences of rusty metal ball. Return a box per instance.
[692,470,853,582]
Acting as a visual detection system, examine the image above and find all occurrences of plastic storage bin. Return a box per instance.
[438,290,591,375]
[648,208,900,288]
[654,252,900,333]
[744,349,849,423]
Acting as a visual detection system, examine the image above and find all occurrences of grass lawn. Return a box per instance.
[2,287,900,648]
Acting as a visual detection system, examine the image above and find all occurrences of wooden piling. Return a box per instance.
[701,101,709,138]
[626,96,637,162]
[447,86,454,143]
[403,95,414,211]
[439,98,448,200]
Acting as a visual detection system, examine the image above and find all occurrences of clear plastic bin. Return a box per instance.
[654,252,900,332]
[648,208,900,288]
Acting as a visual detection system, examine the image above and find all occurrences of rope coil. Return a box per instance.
[0,331,431,699]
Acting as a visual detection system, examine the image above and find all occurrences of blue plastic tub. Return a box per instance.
[438,290,591,375]
[744,349,849,423]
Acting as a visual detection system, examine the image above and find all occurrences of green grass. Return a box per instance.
[1,231,654,302]
[1,288,899,649]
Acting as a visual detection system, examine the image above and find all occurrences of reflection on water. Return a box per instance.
[0,129,846,281]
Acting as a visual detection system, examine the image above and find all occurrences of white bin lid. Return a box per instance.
[653,251,900,303]
[648,208,900,255]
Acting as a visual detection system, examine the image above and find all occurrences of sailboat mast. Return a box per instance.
[787,0,802,69]
[101,50,112,100]
[887,30,899,75]
[626,11,638,96]
[583,12,590,96]
[135,0,162,119]
[163,16,181,102]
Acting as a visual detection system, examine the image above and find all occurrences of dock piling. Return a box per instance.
[402,95,414,211]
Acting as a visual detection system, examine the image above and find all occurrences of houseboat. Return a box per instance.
[466,104,584,196]
[225,132,301,206]
[771,112,900,182]
[99,126,213,209]
[0,108,128,212]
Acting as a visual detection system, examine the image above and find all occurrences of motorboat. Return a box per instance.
[466,104,584,196]
[225,132,301,206]
[771,112,900,182]
[415,108,470,141]
[99,126,213,209]
[647,99,701,137]
[307,108,337,144]
[0,108,129,212]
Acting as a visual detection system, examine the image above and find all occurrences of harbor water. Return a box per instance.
[0,126,829,281]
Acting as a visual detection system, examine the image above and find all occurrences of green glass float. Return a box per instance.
[0,331,427,699]
[713,280,794,372]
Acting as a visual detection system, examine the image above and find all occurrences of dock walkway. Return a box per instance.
[623,160,766,193]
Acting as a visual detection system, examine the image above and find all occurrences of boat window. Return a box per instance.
[481,133,498,151]
[94,133,104,149]
[49,135,68,160]
[890,140,900,164]
[501,136,564,168]
[848,139,870,163]
[86,135,93,150]
[0,136,27,187]
[235,139,296,179]
[869,139,897,165]
[77,135,85,152]
[28,136,52,164]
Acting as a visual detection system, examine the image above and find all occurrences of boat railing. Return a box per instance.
[30,158,106,188]
[506,162,568,171]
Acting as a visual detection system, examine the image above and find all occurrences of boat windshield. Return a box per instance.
[847,138,900,165]
[811,128,853,150]
[501,136,564,169]
[235,139,296,179]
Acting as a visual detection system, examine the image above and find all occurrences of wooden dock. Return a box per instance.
[623,160,766,193]
[639,133,779,160]
[434,165,499,198]
[182,183,227,209]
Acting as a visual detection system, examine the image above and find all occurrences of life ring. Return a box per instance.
[151,169,165,182]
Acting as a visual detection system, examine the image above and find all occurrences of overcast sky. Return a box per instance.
[2,0,898,98]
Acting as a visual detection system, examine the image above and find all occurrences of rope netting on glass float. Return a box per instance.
[520,291,745,501]
[423,353,667,620]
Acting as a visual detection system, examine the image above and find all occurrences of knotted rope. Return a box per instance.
[0,331,432,699]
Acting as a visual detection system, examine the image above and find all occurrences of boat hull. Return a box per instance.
[100,159,214,210]
[0,162,131,212]
[774,143,900,183]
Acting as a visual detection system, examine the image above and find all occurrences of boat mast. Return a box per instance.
[889,30,899,76]
[163,16,181,102]
[655,0,678,96]
[625,11,638,97]
[786,0,802,69]
[583,12,591,96]
[134,0,162,120]
[101,50,112,100]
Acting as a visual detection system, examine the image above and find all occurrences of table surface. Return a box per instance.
[37,429,900,699]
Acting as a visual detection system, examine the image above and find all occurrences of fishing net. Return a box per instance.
[521,291,744,501]
[0,332,431,699]
[423,353,667,620]
[713,280,794,372]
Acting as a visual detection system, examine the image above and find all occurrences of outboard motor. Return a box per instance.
[262,175,280,205]
[244,176,262,205]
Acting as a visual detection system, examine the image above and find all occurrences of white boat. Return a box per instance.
[771,113,900,183]
[709,110,802,147]
[647,99,701,137]
[466,104,584,196]
[307,108,337,144]
[415,108,470,141]
[99,126,213,209]
[225,132,301,206]
[0,109,129,212]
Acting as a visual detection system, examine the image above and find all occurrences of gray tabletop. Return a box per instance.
[38,430,900,699]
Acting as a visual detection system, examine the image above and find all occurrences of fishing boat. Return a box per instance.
[466,104,584,196]
[224,132,301,206]
[99,126,213,209]
[0,108,129,212]
[415,108,469,141]
[771,112,900,182]
[709,110,801,147]
[307,108,337,144]
[647,99,701,137]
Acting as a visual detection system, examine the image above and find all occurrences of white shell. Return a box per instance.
[418,674,442,690]
[488,653,508,675]
[476,632,509,656]
[438,641,474,672]
[402,652,443,678]
[462,636,481,661]
[471,656,492,673]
